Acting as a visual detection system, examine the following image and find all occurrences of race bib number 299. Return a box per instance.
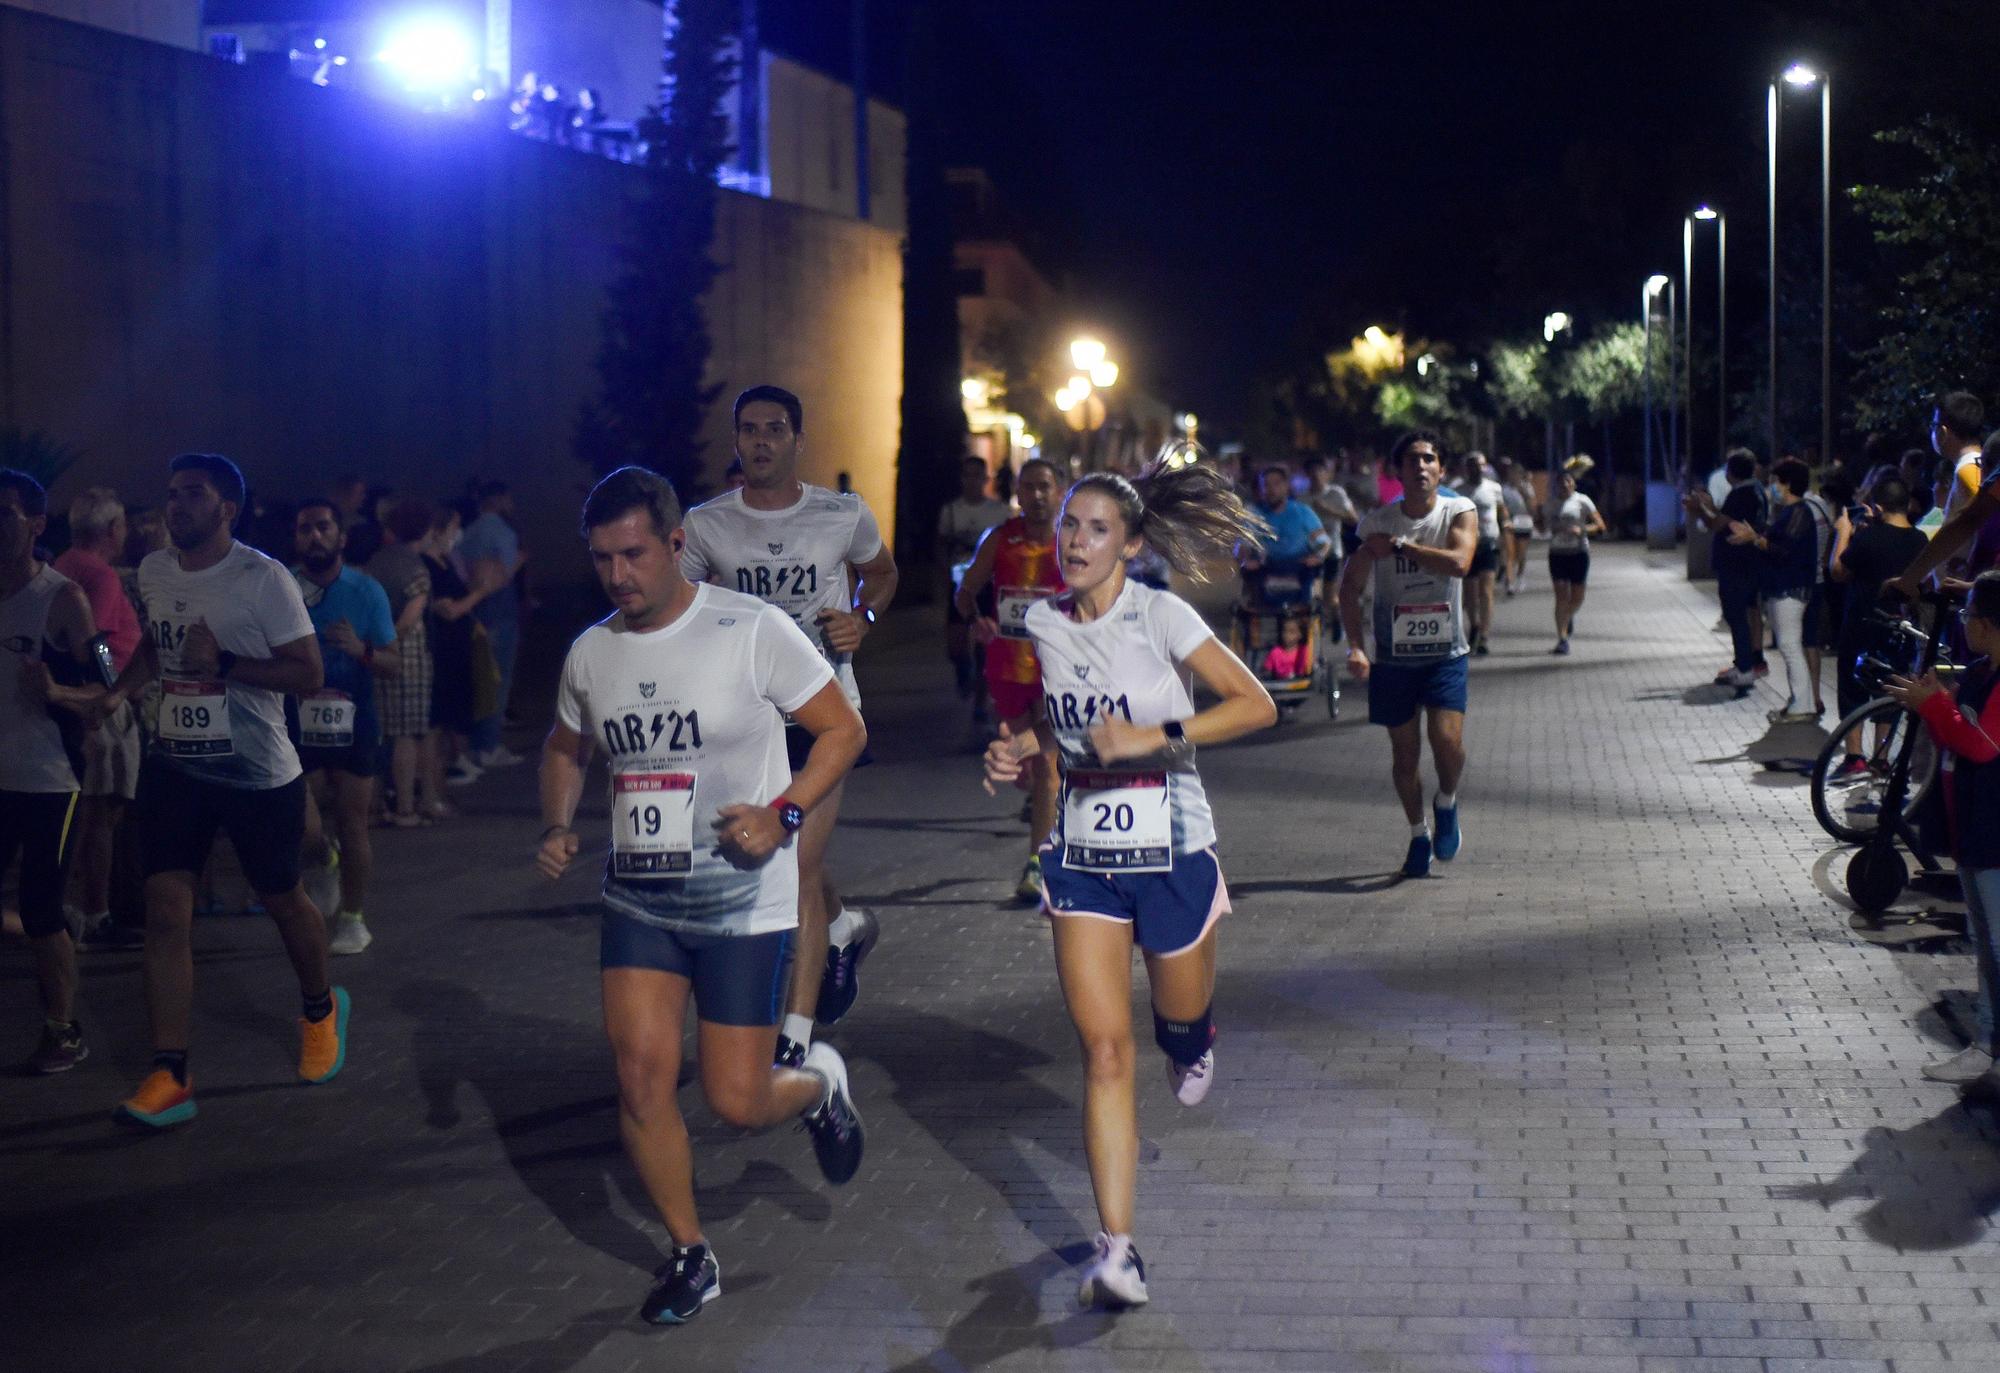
[1391,603,1450,659]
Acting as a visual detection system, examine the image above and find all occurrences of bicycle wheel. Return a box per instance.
[1809,698,1939,844]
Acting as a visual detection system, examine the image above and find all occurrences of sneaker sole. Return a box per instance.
[643,1280,721,1325]
[32,1044,89,1075]
[117,1097,196,1128]
[330,930,373,956]
[302,987,351,1084]
[1078,1276,1149,1310]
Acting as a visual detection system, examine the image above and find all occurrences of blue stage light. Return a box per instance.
[376,14,476,92]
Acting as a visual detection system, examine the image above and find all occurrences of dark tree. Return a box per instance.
[1848,118,2000,436]
[892,2,968,582]
[577,0,738,490]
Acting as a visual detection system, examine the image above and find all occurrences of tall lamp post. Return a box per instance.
[1769,62,1833,467]
[1057,336,1119,471]
[1542,311,1572,477]
[1642,275,1673,485]
[1690,206,1725,476]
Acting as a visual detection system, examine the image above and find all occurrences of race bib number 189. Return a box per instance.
[612,772,697,877]
[1062,769,1172,874]
[160,678,232,757]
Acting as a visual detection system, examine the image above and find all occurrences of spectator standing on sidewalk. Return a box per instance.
[1686,449,1769,690]
[461,481,527,771]
[52,488,145,948]
[1828,474,1927,758]
[366,500,436,826]
[1729,457,1821,722]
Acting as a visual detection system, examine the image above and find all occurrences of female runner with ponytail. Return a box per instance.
[983,443,1277,1309]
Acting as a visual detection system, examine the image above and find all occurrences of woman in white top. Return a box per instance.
[983,443,1276,1310]
[1541,459,1607,655]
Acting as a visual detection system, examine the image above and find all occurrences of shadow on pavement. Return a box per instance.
[1770,1103,2000,1250]
[399,977,661,1275]
[881,1243,1121,1373]
[1231,871,1403,898]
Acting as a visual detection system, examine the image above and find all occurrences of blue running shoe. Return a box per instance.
[1402,832,1433,879]
[1433,802,1461,862]
[640,1243,720,1324]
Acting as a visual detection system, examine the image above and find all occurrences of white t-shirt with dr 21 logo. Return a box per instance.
[1024,580,1219,861]
[138,542,316,790]
[1357,495,1475,663]
[679,485,884,708]
[555,583,834,937]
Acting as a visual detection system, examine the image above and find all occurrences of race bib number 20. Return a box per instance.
[1062,769,1172,874]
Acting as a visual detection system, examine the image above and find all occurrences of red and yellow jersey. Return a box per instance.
[985,517,1064,684]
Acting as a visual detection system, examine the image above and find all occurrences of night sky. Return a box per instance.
[769,0,2000,430]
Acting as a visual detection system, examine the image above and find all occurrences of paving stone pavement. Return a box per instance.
[5,543,2000,1373]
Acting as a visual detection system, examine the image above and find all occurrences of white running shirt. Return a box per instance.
[1357,495,1476,662]
[1544,493,1601,553]
[1025,581,1218,857]
[680,485,884,707]
[0,565,82,793]
[1468,478,1505,542]
[555,584,834,937]
[138,542,314,789]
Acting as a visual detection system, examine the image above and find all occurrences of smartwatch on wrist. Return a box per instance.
[770,796,805,834]
[1162,720,1187,744]
[856,604,878,627]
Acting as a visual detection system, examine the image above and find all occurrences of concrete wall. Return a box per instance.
[761,51,906,237]
[8,0,194,48]
[0,4,902,575]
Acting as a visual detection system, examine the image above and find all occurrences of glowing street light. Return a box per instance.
[1054,386,1075,412]
[960,377,990,405]
[1542,311,1572,343]
[1768,60,1833,469]
[1693,205,1718,221]
[377,14,478,91]
[1070,337,1107,370]
[1089,359,1119,389]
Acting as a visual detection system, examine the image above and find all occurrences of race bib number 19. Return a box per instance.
[160,678,232,757]
[1062,769,1172,874]
[612,772,697,877]
[1391,603,1450,659]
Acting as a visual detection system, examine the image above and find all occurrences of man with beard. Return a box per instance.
[100,454,346,1128]
[679,386,899,1068]
[291,498,400,956]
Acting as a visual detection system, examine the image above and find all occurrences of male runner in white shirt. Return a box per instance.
[680,386,899,1067]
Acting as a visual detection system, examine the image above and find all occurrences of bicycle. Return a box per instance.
[1808,605,1948,844]
[1807,592,1958,912]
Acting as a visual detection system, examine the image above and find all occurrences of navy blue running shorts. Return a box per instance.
[599,911,794,1027]
[1367,654,1469,729]
[1040,842,1229,957]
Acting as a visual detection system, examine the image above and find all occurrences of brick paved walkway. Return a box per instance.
[6,544,1999,1373]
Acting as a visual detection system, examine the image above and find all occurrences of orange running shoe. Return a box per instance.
[299,986,350,1083]
[117,1068,196,1128]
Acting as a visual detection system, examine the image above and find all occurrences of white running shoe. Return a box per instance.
[304,848,341,919]
[476,745,525,769]
[329,914,373,956]
[1168,1049,1214,1106]
[1077,1232,1148,1309]
[444,758,483,788]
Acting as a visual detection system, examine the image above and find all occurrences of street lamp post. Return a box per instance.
[1063,336,1118,470]
[1769,62,1833,467]
[1542,311,1571,477]
[1691,207,1725,475]
[1643,276,1669,484]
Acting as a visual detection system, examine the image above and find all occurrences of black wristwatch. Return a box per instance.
[856,603,878,627]
[1162,720,1187,744]
[771,797,805,834]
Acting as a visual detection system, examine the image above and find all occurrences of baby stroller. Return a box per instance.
[1229,563,1340,721]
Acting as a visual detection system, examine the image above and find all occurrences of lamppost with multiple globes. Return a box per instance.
[1055,336,1120,470]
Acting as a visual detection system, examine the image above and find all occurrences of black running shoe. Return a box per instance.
[815,908,879,1026]
[773,1033,806,1070]
[640,1243,719,1324]
[800,1041,864,1184]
